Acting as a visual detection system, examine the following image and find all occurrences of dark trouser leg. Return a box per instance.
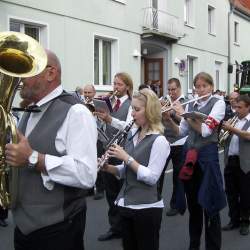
[204,213,221,250]
[170,145,183,209]
[120,207,162,250]
[185,163,203,249]
[95,171,105,193]
[103,172,123,234]
[14,209,86,250]
[0,206,8,219]
[239,169,250,225]
[224,156,240,224]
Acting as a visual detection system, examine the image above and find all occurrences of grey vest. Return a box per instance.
[105,98,131,140]
[224,119,250,173]
[117,132,160,205]
[164,97,187,144]
[12,94,86,235]
[186,97,220,149]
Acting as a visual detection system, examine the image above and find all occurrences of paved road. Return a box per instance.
[1,153,250,250]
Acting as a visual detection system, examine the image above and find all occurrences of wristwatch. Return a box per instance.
[126,156,134,166]
[28,150,39,169]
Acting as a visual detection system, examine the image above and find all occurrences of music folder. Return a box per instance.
[181,111,207,120]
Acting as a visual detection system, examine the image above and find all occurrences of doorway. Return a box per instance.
[144,58,163,97]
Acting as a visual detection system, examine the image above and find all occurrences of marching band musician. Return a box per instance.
[163,72,226,250]
[5,49,97,250]
[96,72,133,241]
[101,88,170,250]
[160,78,188,217]
[221,94,250,236]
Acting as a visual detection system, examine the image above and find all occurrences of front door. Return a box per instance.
[144,58,163,97]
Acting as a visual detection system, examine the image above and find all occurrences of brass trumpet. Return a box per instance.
[218,115,238,147]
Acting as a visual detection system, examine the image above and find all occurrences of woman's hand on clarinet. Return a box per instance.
[107,144,128,162]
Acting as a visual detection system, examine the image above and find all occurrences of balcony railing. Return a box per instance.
[142,7,183,39]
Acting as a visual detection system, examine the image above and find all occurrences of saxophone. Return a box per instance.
[0,31,47,208]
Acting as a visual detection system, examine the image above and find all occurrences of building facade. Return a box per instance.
[0,0,250,96]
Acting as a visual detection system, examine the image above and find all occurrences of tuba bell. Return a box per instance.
[0,31,47,208]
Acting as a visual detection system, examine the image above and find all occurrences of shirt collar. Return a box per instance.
[116,94,128,103]
[240,113,250,122]
[35,85,63,107]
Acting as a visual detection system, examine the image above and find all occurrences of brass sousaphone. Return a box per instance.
[0,31,47,208]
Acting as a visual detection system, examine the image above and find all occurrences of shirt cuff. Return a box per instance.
[45,154,63,171]
[41,173,55,190]
[201,123,213,137]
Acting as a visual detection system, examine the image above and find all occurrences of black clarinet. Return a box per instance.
[98,120,134,170]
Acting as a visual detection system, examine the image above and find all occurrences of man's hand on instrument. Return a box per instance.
[222,121,233,131]
[94,110,112,124]
[172,101,185,115]
[5,130,32,167]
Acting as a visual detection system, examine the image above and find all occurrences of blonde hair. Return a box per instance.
[133,88,164,134]
[115,72,133,98]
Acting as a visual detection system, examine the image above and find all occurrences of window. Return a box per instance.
[187,56,197,91]
[9,20,40,41]
[215,61,223,90]
[184,0,193,25]
[234,21,239,44]
[208,5,215,34]
[94,37,117,86]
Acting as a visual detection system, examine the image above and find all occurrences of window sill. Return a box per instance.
[208,32,216,37]
[184,22,195,29]
[111,0,126,4]
[94,85,113,92]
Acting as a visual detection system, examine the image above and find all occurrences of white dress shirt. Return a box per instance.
[228,113,250,156]
[25,85,98,190]
[179,95,225,138]
[115,128,170,209]
[110,94,133,130]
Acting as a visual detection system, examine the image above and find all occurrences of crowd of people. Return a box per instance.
[1,48,250,250]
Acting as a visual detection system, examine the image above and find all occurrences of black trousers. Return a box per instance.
[103,172,123,234]
[185,164,221,250]
[119,207,162,250]
[158,145,183,208]
[224,156,250,224]
[14,209,86,250]
[95,171,105,193]
[0,205,8,220]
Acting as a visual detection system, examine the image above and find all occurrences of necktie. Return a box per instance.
[113,99,121,112]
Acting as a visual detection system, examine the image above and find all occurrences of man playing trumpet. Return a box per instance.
[222,94,250,236]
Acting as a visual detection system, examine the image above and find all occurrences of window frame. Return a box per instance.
[208,5,216,35]
[187,55,198,93]
[8,16,48,47]
[184,0,195,27]
[234,21,240,45]
[93,34,119,91]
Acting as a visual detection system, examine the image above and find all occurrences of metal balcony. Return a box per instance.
[142,7,184,41]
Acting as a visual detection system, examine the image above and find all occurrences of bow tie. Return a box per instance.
[12,105,41,113]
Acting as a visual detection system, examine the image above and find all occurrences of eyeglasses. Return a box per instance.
[168,88,178,92]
